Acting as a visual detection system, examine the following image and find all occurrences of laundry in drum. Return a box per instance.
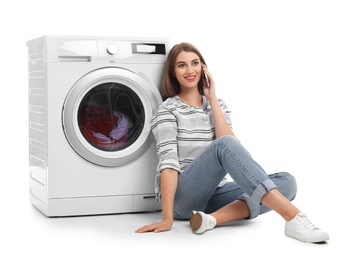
[78,86,141,151]
[79,107,131,150]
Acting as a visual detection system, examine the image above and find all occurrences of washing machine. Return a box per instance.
[27,35,169,217]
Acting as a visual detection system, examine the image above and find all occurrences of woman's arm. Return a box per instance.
[135,168,178,233]
[202,65,236,138]
[209,97,235,138]
[160,168,178,225]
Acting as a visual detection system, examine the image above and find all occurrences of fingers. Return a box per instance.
[202,65,214,88]
[135,224,154,233]
[202,63,209,77]
[135,222,172,233]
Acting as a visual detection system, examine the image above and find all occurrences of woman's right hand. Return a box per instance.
[135,219,173,233]
[136,169,177,233]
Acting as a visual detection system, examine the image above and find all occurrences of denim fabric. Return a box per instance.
[169,135,297,220]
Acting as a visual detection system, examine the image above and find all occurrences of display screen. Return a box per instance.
[132,43,166,54]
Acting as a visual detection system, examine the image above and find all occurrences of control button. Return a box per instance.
[106,44,119,55]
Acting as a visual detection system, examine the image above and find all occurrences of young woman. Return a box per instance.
[135,42,329,243]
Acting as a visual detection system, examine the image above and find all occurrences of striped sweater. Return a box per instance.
[150,95,233,196]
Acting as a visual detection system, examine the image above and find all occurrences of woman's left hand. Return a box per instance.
[202,64,217,101]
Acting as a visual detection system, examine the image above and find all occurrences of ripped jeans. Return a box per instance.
[172,135,297,220]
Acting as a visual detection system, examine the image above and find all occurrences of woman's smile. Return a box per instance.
[174,51,202,90]
[185,75,197,82]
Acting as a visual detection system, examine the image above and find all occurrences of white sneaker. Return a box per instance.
[190,210,216,234]
[285,212,330,243]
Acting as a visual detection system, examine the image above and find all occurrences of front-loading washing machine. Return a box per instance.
[27,35,169,216]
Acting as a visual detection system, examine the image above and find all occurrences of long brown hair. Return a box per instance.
[161,42,207,100]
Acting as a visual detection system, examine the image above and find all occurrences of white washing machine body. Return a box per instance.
[27,36,169,216]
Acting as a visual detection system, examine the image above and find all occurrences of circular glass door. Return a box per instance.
[62,67,162,166]
[78,82,145,152]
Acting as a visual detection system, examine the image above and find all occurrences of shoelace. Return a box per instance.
[297,214,318,231]
[207,217,216,229]
[208,219,214,228]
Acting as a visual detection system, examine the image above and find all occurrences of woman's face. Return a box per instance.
[173,51,202,91]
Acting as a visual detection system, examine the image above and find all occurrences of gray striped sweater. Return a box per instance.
[150,95,233,197]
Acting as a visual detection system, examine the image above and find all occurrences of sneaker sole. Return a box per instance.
[285,230,330,243]
[190,211,202,233]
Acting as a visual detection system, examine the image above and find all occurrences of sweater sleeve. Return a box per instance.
[150,103,181,174]
[219,98,233,129]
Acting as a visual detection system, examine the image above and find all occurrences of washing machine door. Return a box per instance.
[62,67,162,166]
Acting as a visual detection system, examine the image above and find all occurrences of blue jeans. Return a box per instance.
[171,135,297,220]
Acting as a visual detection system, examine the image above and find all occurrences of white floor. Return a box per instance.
[1,184,344,260]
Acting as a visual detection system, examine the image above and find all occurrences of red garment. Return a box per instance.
[78,106,128,150]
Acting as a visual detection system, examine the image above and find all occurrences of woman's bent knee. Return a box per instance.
[273,172,297,201]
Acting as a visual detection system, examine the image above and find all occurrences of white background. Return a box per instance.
[1,0,346,259]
